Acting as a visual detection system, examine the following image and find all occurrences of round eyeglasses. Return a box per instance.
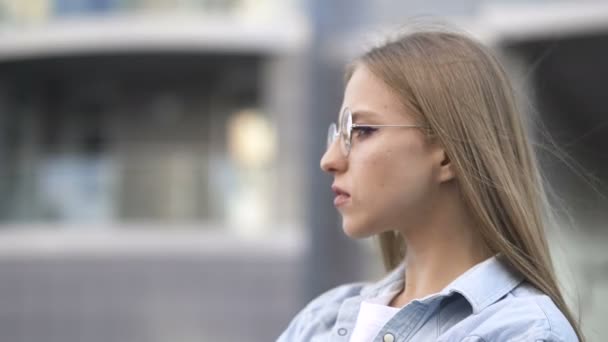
[327,107,427,157]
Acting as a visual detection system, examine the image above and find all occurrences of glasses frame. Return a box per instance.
[327,107,427,156]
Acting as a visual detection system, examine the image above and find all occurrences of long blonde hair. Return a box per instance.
[347,29,584,340]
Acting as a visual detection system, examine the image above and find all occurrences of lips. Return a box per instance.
[331,185,351,207]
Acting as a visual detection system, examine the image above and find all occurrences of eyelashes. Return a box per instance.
[352,126,378,139]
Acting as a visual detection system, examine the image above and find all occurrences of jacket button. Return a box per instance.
[338,328,348,336]
[383,333,395,342]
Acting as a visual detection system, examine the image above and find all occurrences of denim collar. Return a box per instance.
[361,255,524,314]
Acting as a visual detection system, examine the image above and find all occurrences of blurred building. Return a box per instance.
[0,0,606,341]
[0,1,310,341]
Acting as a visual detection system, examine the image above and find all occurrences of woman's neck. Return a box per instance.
[389,185,492,308]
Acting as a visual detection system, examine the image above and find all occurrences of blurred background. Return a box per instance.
[0,0,606,341]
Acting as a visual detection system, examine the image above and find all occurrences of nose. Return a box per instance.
[320,140,347,174]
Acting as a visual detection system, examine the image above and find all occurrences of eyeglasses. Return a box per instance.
[327,107,427,157]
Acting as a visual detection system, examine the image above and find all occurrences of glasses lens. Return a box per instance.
[327,123,337,151]
[340,107,352,155]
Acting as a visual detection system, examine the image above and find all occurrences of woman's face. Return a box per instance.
[320,65,445,238]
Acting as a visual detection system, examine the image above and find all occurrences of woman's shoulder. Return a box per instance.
[292,281,370,322]
[508,282,578,341]
[276,282,369,342]
[454,282,578,342]
[309,282,369,307]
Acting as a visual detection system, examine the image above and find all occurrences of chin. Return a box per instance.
[341,218,376,239]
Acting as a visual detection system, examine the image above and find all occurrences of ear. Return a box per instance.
[437,150,456,183]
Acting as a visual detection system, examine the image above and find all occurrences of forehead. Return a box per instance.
[342,65,408,122]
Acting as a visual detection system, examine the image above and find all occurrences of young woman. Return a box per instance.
[278,28,582,341]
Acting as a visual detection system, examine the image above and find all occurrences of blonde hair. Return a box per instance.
[347,29,584,340]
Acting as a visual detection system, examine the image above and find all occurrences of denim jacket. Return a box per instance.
[277,256,578,341]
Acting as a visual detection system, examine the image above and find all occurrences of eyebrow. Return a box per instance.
[351,110,380,122]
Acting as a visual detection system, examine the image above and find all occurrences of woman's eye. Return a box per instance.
[353,126,377,139]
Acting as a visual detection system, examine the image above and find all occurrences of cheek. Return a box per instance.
[349,139,434,223]
[348,148,393,193]
[375,152,431,205]
[352,138,429,189]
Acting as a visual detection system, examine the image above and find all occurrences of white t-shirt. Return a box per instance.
[349,291,401,342]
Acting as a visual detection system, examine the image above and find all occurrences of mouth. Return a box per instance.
[331,185,351,207]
